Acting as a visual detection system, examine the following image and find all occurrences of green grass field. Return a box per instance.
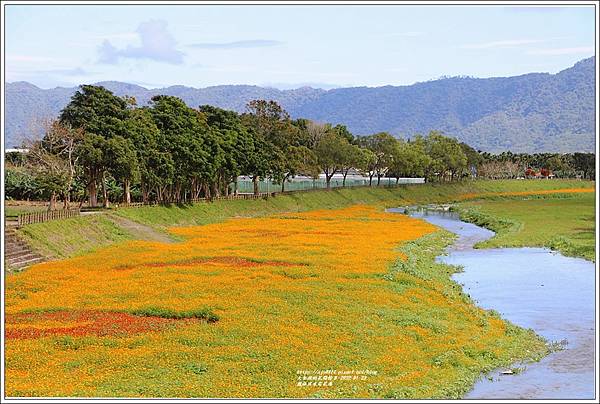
[457,192,596,261]
[18,215,133,259]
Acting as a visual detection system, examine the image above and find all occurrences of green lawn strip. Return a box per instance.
[129,306,219,323]
[455,192,595,261]
[114,179,594,229]
[13,179,594,260]
[17,215,134,259]
[15,306,219,323]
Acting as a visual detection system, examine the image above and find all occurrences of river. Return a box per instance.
[392,208,596,399]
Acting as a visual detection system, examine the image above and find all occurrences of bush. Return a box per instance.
[130,306,219,323]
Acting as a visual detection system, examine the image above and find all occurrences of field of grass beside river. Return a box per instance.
[456,192,595,261]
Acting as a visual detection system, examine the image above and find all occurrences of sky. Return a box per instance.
[4,4,596,90]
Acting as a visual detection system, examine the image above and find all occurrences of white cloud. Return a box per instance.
[189,39,283,49]
[90,32,138,41]
[97,20,185,65]
[6,55,57,63]
[461,39,546,49]
[387,31,424,38]
[527,46,595,55]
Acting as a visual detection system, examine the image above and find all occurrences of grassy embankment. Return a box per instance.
[16,179,594,260]
[455,191,595,261]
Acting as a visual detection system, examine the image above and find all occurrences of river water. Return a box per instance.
[391,208,596,400]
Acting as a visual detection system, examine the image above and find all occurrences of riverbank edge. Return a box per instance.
[390,230,550,399]
[451,199,595,262]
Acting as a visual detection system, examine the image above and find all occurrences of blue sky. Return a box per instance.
[4,4,596,89]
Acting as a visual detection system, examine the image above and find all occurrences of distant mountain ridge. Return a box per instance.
[5,56,595,152]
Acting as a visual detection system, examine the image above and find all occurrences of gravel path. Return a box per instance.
[105,213,176,243]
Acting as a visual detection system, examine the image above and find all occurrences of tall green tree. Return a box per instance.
[424,131,467,181]
[358,132,398,186]
[59,85,130,206]
[149,95,213,201]
[315,131,350,189]
[105,136,139,204]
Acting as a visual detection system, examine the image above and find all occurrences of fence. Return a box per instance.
[11,177,426,224]
[234,177,425,193]
[17,208,80,227]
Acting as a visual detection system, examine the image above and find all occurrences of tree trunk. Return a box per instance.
[252,176,260,195]
[123,179,131,204]
[326,172,333,190]
[88,178,98,208]
[369,174,374,186]
[63,191,70,210]
[377,173,382,186]
[48,192,56,211]
[224,181,230,197]
[142,184,149,203]
[101,175,109,208]
[211,182,220,199]
[342,171,348,187]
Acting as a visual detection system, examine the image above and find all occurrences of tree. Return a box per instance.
[276,145,319,192]
[545,155,566,176]
[572,153,595,180]
[59,85,130,206]
[314,131,349,189]
[301,121,331,149]
[124,108,172,202]
[26,121,84,209]
[459,142,484,178]
[388,140,430,182]
[358,132,398,186]
[105,136,139,204]
[59,85,129,138]
[149,95,212,201]
[242,100,295,195]
[339,143,368,187]
[199,105,257,196]
[75,134,107,207]
[423,131,467,181]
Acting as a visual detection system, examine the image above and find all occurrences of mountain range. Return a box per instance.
[5,56,595,152]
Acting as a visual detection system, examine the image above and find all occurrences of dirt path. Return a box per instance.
[105,213,176,243]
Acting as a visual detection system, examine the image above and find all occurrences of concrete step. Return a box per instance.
[9,256,45,269]
[4,242,30,250]
[7,253,44,266]
[5,247,31,258]
[4,225,46,271]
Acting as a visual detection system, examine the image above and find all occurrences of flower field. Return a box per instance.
[5,205,547,398]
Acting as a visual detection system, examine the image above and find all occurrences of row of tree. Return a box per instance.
[476,151,595,180]
[4,85,595,209]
